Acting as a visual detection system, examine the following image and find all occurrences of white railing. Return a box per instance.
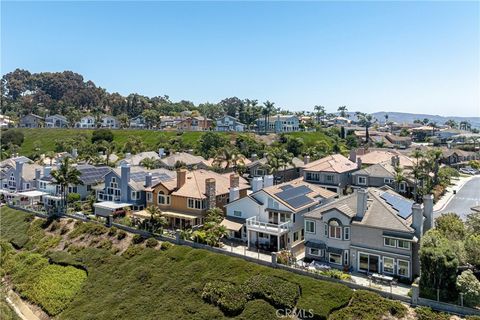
[246,216,291,234]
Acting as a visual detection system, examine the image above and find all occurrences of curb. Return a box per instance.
[433,176,475,213]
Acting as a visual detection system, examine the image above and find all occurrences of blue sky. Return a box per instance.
[1,1,479,116]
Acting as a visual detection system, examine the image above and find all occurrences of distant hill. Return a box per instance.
[348,111,480,128]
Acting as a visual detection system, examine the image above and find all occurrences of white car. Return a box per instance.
[460,167,478,175]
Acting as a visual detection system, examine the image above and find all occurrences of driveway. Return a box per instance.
[435,176,480,219]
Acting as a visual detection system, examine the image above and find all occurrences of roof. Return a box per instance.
[154,169,249,199]
[259,178,337,212]
[94,201,131,210]
[111,166,176,191]
[305,187,415,234]
[203,157,252,168]
[258,114,298,121]
[122,152,160,166]
[18,190,48,197]
[221,216,244,231]
[76,164,111,185]
[303,154,357,173]
[356,150,414,168]
[246,156,302,169]
[0,161,43,181]
[159,152,207,168]
[46,114,67,121]
[352,162,396,178]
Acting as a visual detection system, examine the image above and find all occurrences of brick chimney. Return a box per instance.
[229,174,239,189]
[205,178,216,209]
[177,169,186,189]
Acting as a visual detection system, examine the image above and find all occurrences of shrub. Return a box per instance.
[67,193,81,204]
[415,306,450,320]
[49,220,61,232]
[108,226,117,237]
[243,275,299,309]
[68,222,107,239]
[91,128,114,144]
[319,269,351,280]
[122,245,144,259]
[202,281,247,316]
[329,290,407,320]
[37,235,62,253]
[96,239,113,250]
[145,238,158,248]
[456,270,480,308]
[160,241,172,250]
[60,225,69,235]
[1,129,24,147]
[117,230,127,240]
[67,244,85,254]
[132,234,144,244]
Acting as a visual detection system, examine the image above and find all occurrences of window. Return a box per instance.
[25,183,30,190]
[383,257,395,274]
[301,228,304,240]
[397,260,410,278]
[397,240,411,250]
[109,177,118,189]
[306,172,320,182]
[158,192,171,205]
[131,191,140,200]
[305,220,315,233]
[309,248,322,256]
[399,182,406,192]
[258,232,269,239]
[384,238,397,247]
[188,198,204,209]
[343,227,350,240]
[146,192,152,202]
[87,185,92,191]
[325,175,334,182]
[329,253,342,265]
[233,210,242,217]
[384,178,394,184]
[329,220,342,239]
[344,250,349,265]
[293,231,299,242]
[324,223,328,236]
[358,176,367,185]
[292,214,295,223]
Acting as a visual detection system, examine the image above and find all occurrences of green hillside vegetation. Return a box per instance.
[1,207,410,320]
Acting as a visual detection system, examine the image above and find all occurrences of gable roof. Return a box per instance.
[356,150,414,168]
[121,152,160,166]
[76,164,112,185]
[246,157,303,170]
[159,152,207,168]
[352,162,396,178]
[303,154,357,173]
[111,167,175,191]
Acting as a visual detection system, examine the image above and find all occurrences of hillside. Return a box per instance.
[368,112,480,128]
[0,208,418,320]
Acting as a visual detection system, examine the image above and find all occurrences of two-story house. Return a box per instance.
[101,115,119,129]
[303,187,433,281]
[95,164,175,212]
[146,170,250,229]
[75,115,96,128]
[45,114,68,128]
[302,154,358,195]
[385,134,412,149]
[0,157,43,193]
[256,115,300,133]
[177,116,212,131]
[349,149,414,169]
[216,115,246,132]
[224,176,336,253]
[19,114,44,128]
[246,156,305,183]
[129,115,146,129]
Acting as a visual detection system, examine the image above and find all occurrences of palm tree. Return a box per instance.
[146,205,168,234]
[429,121,438,136]
[45,151,56,166]
[393,164,404,193]
[51,157,83,214]
[337,106,348,118]
[384,114,389,125]
[139,157,159,170]
[410,149,424,202]
[262,101,276,134]
[268,148,294,183]
[357,113,375,146]
[444,119,457,129]
[427,149,443,186]
[202,207,228,247]
[213,147,245,172]
[117,113,130,129]
[314,105,326,125]
[99,141,116,166]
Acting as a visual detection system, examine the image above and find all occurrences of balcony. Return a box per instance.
[246,216,291,235]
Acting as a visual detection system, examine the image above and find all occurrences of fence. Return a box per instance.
[6,205,480,317]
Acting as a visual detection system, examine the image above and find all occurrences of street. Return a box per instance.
[435,176,480,219]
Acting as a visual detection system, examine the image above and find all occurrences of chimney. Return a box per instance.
[412,203,424,238]
[304,155,310,165]
[229,187,239,202]
[252,176,263,192]
[120,164,131,202]
[422,194,434,233]
[391,156,396,166]
[71,148,78,159]
[229,174,239,189]
[177,169,186,189]
[125,152,132,159]
[349,149,357,162]
[356,188,368,219]
[145,172,152,188]
[251,153,257,161]
[264,175,274,187]
[35,168,41,188]
[158,148,165,158]
[356,157,362,169]
[44,166,52,177]
[205,178,216,209]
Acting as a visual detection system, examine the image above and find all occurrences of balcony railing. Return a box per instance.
[246,216,291,234]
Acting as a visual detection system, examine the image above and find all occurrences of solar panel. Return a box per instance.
[279,185,293,191]
[380,192,414,219]
[288,195,314,208]
[275,185,312,201]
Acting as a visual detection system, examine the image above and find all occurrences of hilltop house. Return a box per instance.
[303,188,433,281]
[76,115,96,129]
[177,116,212,131]
[302,154,358,195]
[146,170,250,229]
[45,114,68,128]
[256,115,300,133]
[19,114,44,128]
[94,164,175,214]
[101,115,119,129]
[216,115,246,132]
[224,176,336,253]
[129,115,146,129]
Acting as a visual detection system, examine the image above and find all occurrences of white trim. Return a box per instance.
[381,235,414,242]
[384,237,397,248]
[357,176,367,185]
[397,259,410,278]
[382,256,395,274]
[305,219,316,233]
[350,245,411,259]
[397,240,411,250]
[328,252,342,265]
[357,251,381,273]
[343,227,350,241]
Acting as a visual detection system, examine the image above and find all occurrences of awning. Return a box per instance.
[93,201,132,211]
[305,241,326,249]
[326,247,344,254]
[161,211,201,220]
[18,191,48,197]
[220,217,244,231]
[382,231,415,240]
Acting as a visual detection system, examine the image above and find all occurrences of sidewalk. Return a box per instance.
[433,175,474,212]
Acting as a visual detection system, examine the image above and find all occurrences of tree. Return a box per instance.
[410,149,424,202]
[435,213,466,241]
[212,147,245,172]
[393,164,404,193]
[200,207,227,247]
[466,210,480,234]
[284,136,304,157]
[51,157,83,214]
[142,109,159,129]
[456,270,480,307]
[196,132,229,159]
[198,102,224,120]
[465,234,480,267]
[314,105,326,124]
[219,97,243,118]
[144,205,167,234]
[345,135,358,149]
[117,113,130,129]
[98,141,116,166]
[122,136,146,154]
[337,106,348,118]
[1,129,24,147]
[444,119,457,128]
[139,157,159,170]
[262,101,276,133]
[384,113,389,124]
[91,128,114,144]
[356,113,374,146]
[65,108,82,127]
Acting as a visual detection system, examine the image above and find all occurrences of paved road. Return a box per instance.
[435,176,480,219]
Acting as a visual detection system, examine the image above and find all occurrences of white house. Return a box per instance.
[101,115,119,129]
[76,115,96,129]
[216,115,245,132]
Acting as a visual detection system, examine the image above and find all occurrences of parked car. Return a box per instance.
[459,167,478,175]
